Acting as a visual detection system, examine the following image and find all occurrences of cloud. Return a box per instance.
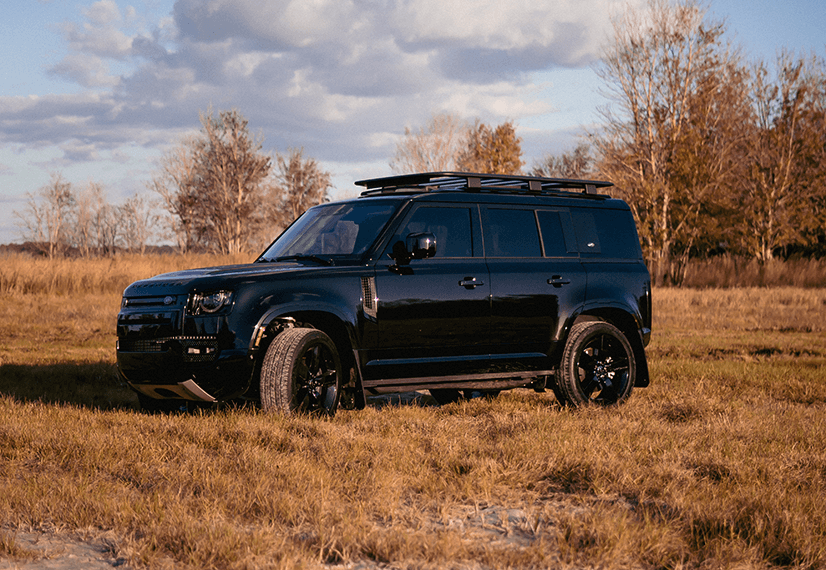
[48,53,120,87]
[4,0,645,168]
[84,0,121,26]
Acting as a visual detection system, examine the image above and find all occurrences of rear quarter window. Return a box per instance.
[572,208,642,259]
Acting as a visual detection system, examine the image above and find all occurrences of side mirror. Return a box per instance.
[405,232,437,260]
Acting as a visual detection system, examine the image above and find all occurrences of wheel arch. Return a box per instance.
[253,306,356,358]
[250,305,365,405]
[568,306,650,387]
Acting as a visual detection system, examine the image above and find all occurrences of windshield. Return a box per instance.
[258,201,400,263]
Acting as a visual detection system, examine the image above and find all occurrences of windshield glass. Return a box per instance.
[258,201,400,263]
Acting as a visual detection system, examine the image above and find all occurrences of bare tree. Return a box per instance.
[192,109,271,254]
[456,120,524,174]
[120,193,160,254]
[152,109,271,254]
[95,203,121,256]
[390,113,468,173]
[532,143,594,179]
[269,148,332,229]
[150,136,200,253]
[15,173,75,258]
[71,181,107,257]
[593,0,746,283]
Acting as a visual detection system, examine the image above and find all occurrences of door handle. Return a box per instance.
[547,276,571,287]
[459,277,484,289]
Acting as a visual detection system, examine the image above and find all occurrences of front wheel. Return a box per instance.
[555,321,635,407]
[260,328,342,415]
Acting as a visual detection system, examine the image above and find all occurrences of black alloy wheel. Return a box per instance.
[555,321,635,406]
[260,328,342,415]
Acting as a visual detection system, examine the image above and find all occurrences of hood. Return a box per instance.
[122,262,319,297]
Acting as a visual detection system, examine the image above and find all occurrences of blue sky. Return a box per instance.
[1,0,824,245]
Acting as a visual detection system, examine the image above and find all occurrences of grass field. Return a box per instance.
[0,254,825,569]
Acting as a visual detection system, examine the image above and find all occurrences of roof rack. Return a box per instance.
[355,171,613,197]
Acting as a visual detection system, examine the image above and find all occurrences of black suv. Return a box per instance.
[117,172,652,413]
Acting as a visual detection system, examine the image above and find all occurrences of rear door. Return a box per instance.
[482,205,586,372]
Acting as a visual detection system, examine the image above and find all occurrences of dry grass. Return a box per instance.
[0,531,38,562]
[1,252,825,295]
[0,252,249,295]
[679,256,826,288]
[0,255,825,569]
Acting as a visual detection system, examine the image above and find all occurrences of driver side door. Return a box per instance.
[365,203,491,381]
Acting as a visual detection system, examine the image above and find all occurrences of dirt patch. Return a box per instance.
[0,529,128,569]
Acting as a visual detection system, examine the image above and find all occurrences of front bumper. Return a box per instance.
[117,340,253,401]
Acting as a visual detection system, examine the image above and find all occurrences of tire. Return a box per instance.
[555,321,635,407]
[260,328,342,415]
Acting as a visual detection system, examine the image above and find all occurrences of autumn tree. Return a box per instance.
[532,143,594,179]
[593,0,749,284]
[15,173,75,258]
[736,54,826,261]
[153,109,271,254]
[268,148,332,230]
[390,113,468,173]
[193,109,271,254]
[456,120,524,174]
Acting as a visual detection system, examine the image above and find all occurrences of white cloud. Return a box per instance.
[49,53,120,87]
[4,0,643,169]
[84,0,121,26]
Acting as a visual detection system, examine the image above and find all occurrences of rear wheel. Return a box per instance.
[260,328,342,415]
[555,321,635,407]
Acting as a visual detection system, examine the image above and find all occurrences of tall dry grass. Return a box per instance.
[1,254,825,568]
[1,252,825,295]
[0,252,250,295]
[679,255,826,288]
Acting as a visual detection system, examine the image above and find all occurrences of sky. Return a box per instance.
[1,0,824,245]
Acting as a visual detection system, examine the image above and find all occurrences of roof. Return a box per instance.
[355,171,613,197]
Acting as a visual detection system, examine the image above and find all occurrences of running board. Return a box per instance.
[362,370,555,395]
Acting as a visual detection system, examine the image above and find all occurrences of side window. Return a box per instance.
[571,208,642,259]
[537,210,572,257]
[392,206,473,258]
[484,208,542,257]
[570,209,602,254]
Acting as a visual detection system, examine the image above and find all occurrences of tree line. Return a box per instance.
[15,174,158,258]
[16,109,333,258]
[14,0,826,285]
[391,0,826,285]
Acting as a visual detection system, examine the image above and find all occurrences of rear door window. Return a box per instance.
[537,210,576,257]
[482,208,542,258]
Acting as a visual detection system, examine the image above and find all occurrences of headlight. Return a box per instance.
[189,290,233,315]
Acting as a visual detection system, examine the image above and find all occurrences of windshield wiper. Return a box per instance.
[274,254,332,266]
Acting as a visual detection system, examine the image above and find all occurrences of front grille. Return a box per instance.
[122,295,180,308]
[119,339,166,352]
[118,336,219,362]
